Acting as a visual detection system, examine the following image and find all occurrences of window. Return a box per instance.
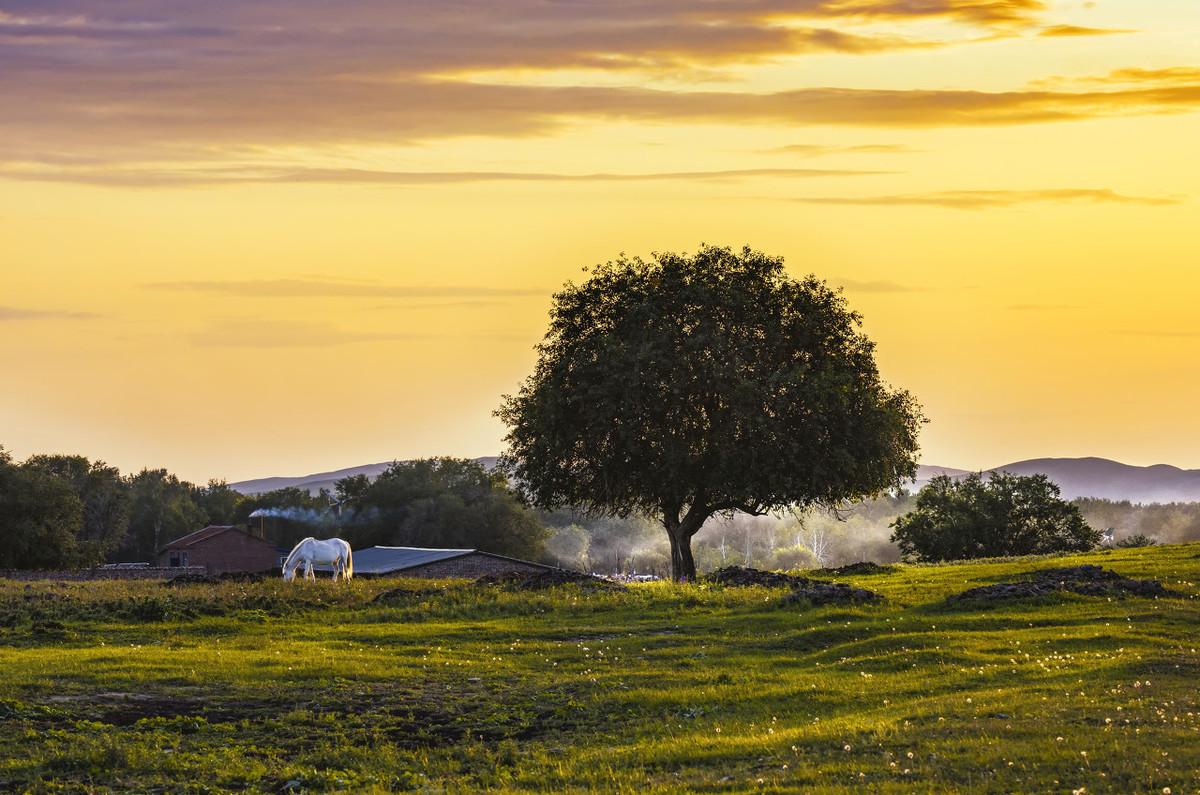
[169,552,180,567]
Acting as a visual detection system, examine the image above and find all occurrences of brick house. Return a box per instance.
[157,526,282,575]
[341,546,555,578]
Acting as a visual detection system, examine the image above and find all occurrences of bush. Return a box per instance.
[891,472,1101,562]
[1115,533,1158,548]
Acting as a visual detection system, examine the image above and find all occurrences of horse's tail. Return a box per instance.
[282,537,314,578]
[343,541,353,580]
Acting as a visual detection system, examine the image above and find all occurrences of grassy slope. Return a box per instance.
[1,545,1198,793]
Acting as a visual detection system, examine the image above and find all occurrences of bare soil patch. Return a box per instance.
[706,566,881,606]
[475,570,625,592]
[948,565,1181,605]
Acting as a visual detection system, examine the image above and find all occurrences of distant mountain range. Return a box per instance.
[230,457,499,497]
[229,456,1200,505]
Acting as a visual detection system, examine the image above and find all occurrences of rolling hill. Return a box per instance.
[231,456,1200,504]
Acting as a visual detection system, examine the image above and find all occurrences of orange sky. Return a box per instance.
[2,0,1199,483]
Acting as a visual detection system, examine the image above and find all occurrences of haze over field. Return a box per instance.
[2,1,1199,482]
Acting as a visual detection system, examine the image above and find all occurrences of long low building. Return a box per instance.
[331,546,556,578]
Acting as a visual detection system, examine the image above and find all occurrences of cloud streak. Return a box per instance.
[790,188,1181,209]
[1,165,887,188]
[148,279,547,299]
[0,305,99,320]
[189,319,431,348]
[1038,25,1133,37]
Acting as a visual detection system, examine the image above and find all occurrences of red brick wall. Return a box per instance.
[395,553,552,579]
[157,531,280,575]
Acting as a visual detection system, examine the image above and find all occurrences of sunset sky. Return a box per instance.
[2,0,1199,483]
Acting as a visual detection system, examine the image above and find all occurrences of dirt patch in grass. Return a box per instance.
[705,566,809,588]
[26,681,592,748]
[811,562,897,577]
[948,565,1182,605]
[165,572,269,586]
[706,566,881,606]
[370,585,454,604]
[780,581,881,606]
[475,570,625,592]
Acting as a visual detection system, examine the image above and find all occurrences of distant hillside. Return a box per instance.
[233,456,1200,504]
[912,457,1200,503]
[230,457,500,495]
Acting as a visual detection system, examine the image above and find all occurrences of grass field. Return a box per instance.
[1,545,1198,793]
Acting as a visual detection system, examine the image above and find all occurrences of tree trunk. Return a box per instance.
[663,509,704,582]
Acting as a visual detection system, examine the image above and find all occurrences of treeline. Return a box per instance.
[0,447,545,570]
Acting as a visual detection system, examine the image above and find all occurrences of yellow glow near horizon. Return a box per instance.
[1,0,1199,482]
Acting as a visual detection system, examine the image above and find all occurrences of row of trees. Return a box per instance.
[0,447,546,570]
[0,446,244,569]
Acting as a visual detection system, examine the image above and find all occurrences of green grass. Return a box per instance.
[1,544,1198,793]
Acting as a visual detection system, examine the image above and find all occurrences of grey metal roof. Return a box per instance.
[341,546,474,574]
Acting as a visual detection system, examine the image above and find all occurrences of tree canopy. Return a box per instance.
[0,448,86,569]
[891,472,1101,561]
[497,244,923,580]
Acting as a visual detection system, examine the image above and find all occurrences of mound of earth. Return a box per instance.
[475,570,626,592]
[949,565,1180,604]
[165,573,219,586]
[705,566,810,588]
[780,581,881,606]
[812,562,896,577]
[165,571,268,586]
[705,566,881,605]
[371,586,450,604]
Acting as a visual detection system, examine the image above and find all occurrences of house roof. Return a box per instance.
[349,546,475,574]
[315,545,555,575]
[159,525,273,552]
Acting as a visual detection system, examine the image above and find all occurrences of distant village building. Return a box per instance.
[157,525,282,574]
[336,546,555,579]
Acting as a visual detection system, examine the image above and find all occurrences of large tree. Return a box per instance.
[497,245,923,580]
[891,471,1101,561]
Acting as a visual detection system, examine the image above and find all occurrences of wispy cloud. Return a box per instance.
[189,319,431,348]
[147,279,546,299]
[759,143,918,156]
[1,165,886,188]
[1007,303,1083,311]
[790,188,1181,209]
[0,305,100,320]
[1038,24,1133,37]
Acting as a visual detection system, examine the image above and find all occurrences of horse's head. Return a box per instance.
[282,565,296,582]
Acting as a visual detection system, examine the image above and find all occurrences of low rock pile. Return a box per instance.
[812,562,896,577]
[705,566,881,606]
[475,570,626,592]
[371,586,449,604]
[949,565,1180,605]
[705,566,809,588]
[780,581,881,606]
[166,571,268,586]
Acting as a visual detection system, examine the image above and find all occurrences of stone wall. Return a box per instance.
[399,553,553,579]
[0,567,207,582]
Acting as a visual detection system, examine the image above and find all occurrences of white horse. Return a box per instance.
[282,537,354,582]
